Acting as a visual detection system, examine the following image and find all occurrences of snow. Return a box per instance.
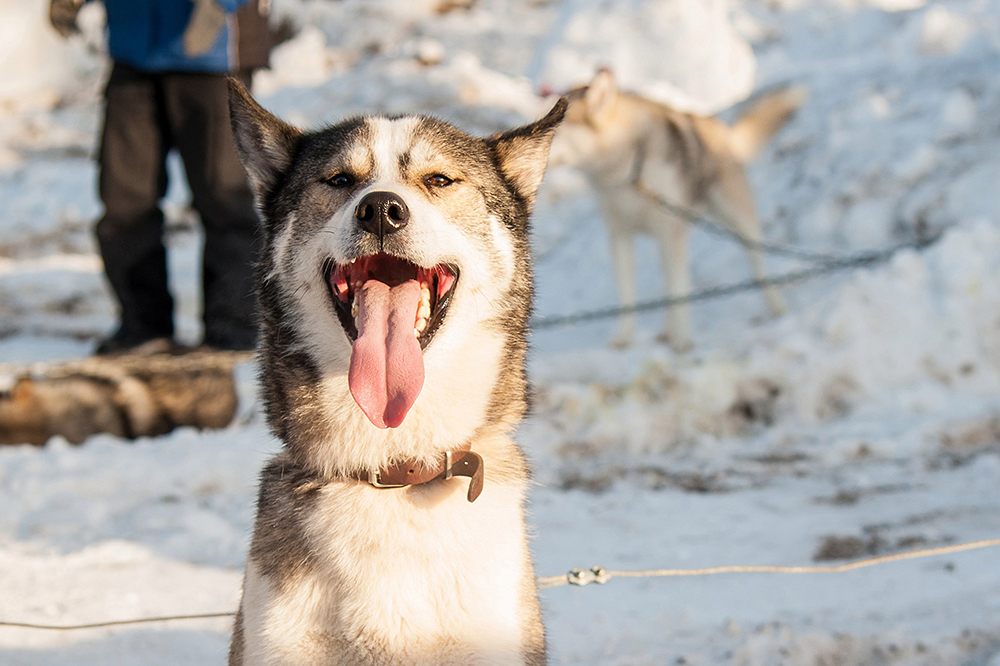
[3,0,1000,663]
[534,0,757,113]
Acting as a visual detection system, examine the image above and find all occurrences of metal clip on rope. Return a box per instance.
[567,566,612,586]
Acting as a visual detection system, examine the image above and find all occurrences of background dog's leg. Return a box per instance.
[656,217,693,352]
[749,242,788,316]
[710,180,788,316]
[609,231,637,348]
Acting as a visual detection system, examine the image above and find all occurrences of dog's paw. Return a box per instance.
[657,331,693,353]
[608,334,633,349]
[766,291,788,317]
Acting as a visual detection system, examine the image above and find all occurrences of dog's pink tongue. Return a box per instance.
[348,280,425,429]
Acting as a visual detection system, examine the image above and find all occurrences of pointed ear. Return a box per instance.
[11,377,34,402]
[487,97,568,208]
[227,78,303,200]
[584,68,618,125]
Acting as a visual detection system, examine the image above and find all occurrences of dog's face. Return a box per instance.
[229,82,565,437]
[547,70,624,170]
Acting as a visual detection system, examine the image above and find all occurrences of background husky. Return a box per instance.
[227,80,565,665]
[548,70,807,351]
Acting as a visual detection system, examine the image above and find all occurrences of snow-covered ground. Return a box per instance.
[2,0,1000,663]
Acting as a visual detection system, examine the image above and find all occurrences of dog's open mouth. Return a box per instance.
[326,253,458,429]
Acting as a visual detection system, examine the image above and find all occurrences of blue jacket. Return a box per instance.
[101,0,251,73]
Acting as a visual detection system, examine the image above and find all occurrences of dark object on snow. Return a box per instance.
[0,350,242,445]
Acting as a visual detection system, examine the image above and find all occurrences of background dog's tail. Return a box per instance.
[728,85,809,162]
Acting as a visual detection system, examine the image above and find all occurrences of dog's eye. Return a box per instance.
[326,173,354,188]
[424,174,453,188]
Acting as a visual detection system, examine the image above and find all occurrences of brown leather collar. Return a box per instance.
[352,449,484,502]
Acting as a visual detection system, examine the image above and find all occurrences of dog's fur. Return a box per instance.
[0,353,238,445]
[226,80,565,664]
[548,70,807,350]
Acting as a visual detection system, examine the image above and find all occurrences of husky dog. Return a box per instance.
[0,373,155,445]
[548,70,806,351]
[0,352,238,445]
[226,80,565,665]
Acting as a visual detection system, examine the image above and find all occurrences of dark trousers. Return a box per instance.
[97,63,259,347]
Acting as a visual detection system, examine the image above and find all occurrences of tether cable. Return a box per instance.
[0,612,235,631]
[1,537,998,630]
[536,538,1000,589]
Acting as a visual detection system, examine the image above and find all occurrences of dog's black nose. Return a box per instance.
[354,191,410,241]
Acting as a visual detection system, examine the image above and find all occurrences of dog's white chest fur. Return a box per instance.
[240,479,532,665]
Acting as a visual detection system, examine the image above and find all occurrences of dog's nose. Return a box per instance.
[354,191,410,240]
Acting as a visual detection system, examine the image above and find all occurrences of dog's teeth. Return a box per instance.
[411,282,433,336]
[351,292,358,319]
[416,285,432,323]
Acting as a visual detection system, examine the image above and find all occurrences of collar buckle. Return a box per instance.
[443,450,453,480]
[367,470,407,489]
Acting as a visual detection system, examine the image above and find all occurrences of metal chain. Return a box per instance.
[530,233,937,330]
[624,139,863,265]
[633,182,860,265]
[530,178,943,330]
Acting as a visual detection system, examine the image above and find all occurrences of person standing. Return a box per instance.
[50,0,273,353]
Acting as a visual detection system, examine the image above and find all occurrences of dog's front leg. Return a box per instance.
[230,561,342,666]
[609,230,637,348]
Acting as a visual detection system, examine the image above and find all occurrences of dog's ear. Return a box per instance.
[10,377,34,403]
[584,68,618,125]
[487,97,568,208]
[228,78,303,200]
